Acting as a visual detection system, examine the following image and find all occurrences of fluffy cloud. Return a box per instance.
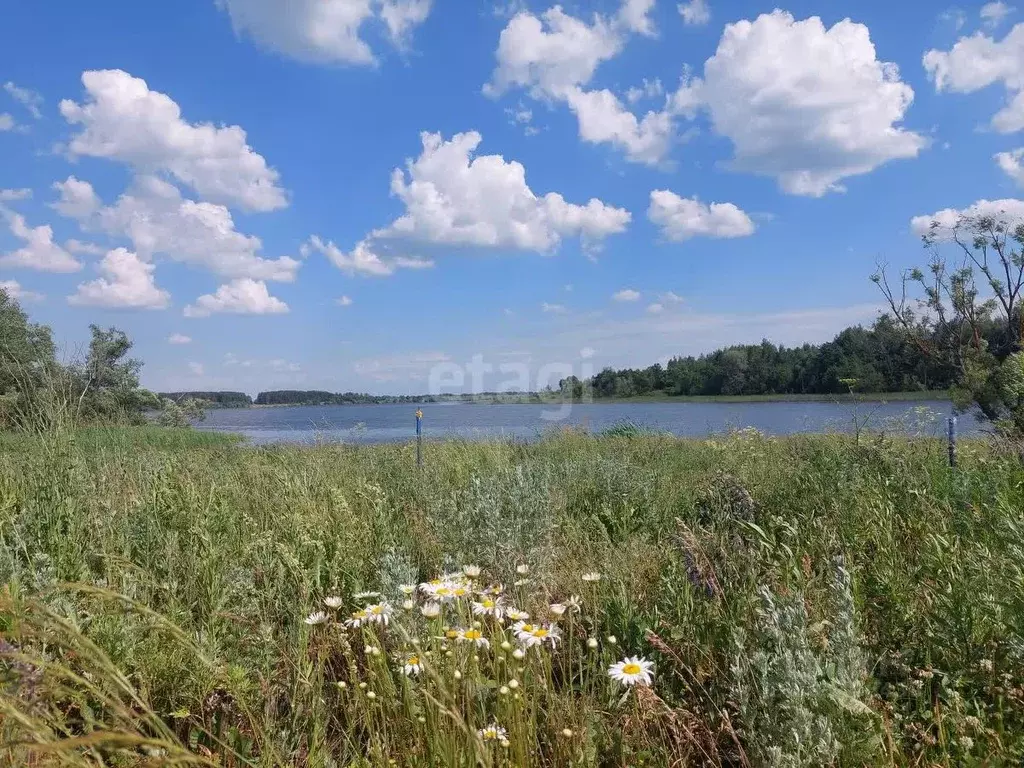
[336,295,353,306]
[0,280,44,302]
[217,0,432,65]
[648,189,755,241]
[678,0,710,26]
[613,288,641,301]
[996,147,1024,185]
[910,198,1024,238]
[0,114,14,131]
[184,278,289,317]
[924,24,1024,133]
[54,175,299,282]
[168,333,192,344]
[373,131,630,251]
[0,188,31,201]
[60,70,287,211]
[541,302,567,313]
[4,81,43,119]
[301,236,432,276]
[65,239,106,256]
[486,2,671,164]
[68,248,170,309]
[681,11,925,196]
[0,208,81,272]
[981,2,1014,28]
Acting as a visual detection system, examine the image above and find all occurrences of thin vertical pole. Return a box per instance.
[947,416,957,468]
[416,408,423,468]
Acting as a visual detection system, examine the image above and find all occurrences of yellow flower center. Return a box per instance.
[407,656,419,666]
[463,629,482,640]
[520,624,534,633]
[371,606,383,614]
[531,628,548,638]
[482,729,497,740]
[482,599,495,608]
[622,663,641,675]
[353,610,367,619]
[453,587,468,596]
[436,587,451,596]
[445,629,459,639]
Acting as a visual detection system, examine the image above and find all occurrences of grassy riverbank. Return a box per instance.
[1,429,1022,766]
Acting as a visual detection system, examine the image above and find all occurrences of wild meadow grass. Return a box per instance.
[1,427,1023,766]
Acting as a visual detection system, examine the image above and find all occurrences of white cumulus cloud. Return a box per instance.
[648,189,756,241]
[336,295,353,306]
[168,333,192,344]
[0,114,16,131]
[60,69,287,212]
[374,131,631,251]
[678,0,710,26]
[996,147,1024,185]
[0,208,81,272]
[68,247,170,309]
[301,236,432,276]
[678,11,925,196]
[485,2,673,164]
[0,188,31,202]
[184,278,289,317]
[910,198,1024,238]
[0,280,44,302]
[217,0,432,65]
[613,288,641,301]
[924,23,1024,133]
[53,175,299,282]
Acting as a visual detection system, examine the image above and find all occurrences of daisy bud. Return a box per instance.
[370,646,381,656]
[454,670,463,680]
[561,728,574,738]
[500,641,512,651]
[472,620,482,629]
[366,691,377,700]
[358,682,367,689]
[507,679,519,689]
[516,564,529,574]
[445,650,453,658]
[512,649,525,660]
[606,635,617,645]
[587,637,598,649]
[473,654,480,662]
[403,600,414,610]
[337,681,347,689]
[499,685,510,695]
[500,739,511,748]
[417,716,426,723]
[513,692,521,700]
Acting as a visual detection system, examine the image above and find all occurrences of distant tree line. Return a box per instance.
[159,391,253,408]
[559,316,959,400]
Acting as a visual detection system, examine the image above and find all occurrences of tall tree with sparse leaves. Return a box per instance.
[873,212,1024,439]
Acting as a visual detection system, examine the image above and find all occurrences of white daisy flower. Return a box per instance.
[450,583,472,600]
[354,591,382,600]
[420,602,441,618]
[346,608,369,628]
[505,608,529,622]
[517,623,561,649]
[399,584,417,595]
[458,628,490,648]
[463,564,481,578]
[480,583,504,596]
[323,596,344,609]
[418,579,441,596]
[581,572,602,582]
[478,723,508,742]
[515,564,529,575]
[401,653,424,676]
[305,611,329,625]
[511,620,534,635]
[365,602,393,626]
[607,656,654,686]
[566,595,583,612]
[549,603,567,617]
[471,596,505,620]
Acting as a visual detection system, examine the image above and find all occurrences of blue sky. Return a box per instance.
[2,0,1023,394]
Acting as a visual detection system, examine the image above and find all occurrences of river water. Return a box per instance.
[195,400,976,445]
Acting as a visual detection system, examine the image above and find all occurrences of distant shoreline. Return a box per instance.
[218,390,952,408]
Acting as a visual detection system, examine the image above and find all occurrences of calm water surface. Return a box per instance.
[196,400,977,445]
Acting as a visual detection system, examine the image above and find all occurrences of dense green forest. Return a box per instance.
[159,391,253,408]
[563,316,958,400]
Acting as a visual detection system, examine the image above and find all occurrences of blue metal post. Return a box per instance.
[416,408,423,468]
